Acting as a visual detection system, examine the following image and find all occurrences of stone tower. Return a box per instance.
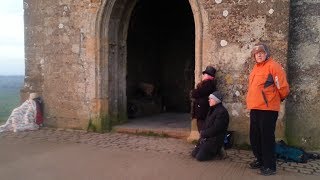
[23,0,320,149]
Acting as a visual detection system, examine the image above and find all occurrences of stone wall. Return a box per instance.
[23,0,101,129]
[23,0,295,146]
[198,0,289,144]
[287,0,320,149]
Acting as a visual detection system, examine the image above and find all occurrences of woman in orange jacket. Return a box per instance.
[246,43,290,176]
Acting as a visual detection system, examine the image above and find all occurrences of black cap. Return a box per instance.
[202,66,216,77]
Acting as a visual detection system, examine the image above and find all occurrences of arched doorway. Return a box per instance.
[96,0,203,130]
[126,0,195,118]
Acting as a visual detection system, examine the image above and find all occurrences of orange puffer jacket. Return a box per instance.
[246,57,290,111]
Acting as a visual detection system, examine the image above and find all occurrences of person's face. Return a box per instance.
[202,73,211,80]
[208,97,217,107]
[254,51,267,63]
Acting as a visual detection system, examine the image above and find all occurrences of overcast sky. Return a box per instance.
[0,0,24,75]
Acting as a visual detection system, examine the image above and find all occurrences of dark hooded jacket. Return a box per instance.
[200,103,229,148]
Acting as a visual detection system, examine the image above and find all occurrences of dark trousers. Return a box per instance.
[196,119,205,132]
[250,109,278,170]
[191,138,219,161]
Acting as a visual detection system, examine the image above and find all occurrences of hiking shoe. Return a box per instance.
[249,160,262,169]
[218,147,227,160]
[259,168,276,176]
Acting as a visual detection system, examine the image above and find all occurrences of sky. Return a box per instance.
[0,0,24,75]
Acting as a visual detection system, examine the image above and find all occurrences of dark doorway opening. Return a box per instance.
[126,0,195,118]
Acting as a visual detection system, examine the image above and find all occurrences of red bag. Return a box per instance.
[35,100,44,125]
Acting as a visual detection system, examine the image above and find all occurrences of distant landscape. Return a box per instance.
[0,76,24,123]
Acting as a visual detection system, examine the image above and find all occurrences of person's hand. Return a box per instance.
[200,137,206,144]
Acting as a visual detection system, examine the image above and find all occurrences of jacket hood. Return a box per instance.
[251,43,271,61]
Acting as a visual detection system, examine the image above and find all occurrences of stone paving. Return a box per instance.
[1,128,319,176]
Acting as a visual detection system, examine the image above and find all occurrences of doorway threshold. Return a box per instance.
[113,113,191,139]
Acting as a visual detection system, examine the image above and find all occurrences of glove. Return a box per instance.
[199,137,207,144]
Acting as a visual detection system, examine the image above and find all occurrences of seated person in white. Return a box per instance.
[0,93,43,133]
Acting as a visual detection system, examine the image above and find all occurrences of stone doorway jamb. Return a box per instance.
[95,0,204,137]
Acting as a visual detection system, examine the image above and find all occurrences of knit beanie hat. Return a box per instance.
[209,91,223,104]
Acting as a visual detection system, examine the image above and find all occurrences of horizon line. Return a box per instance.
[0,74,24,76]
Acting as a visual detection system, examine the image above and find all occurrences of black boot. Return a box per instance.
[249,160,262,169]
[259,167,276,176]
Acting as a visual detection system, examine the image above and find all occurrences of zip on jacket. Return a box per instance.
[246,58,290,111]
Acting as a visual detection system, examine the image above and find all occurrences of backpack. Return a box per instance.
[34,98,44,126]
[224,131,234,149]
[275,140,319,163]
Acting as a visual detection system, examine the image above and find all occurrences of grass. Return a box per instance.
[233,143,252,150]
[115,130,170,138]
[134,131,169,138]
[0,76,24,123]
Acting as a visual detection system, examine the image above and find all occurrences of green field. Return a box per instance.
[0,76,24,123]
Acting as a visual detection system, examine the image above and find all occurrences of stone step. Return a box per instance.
[113,113,191,139]
[113,126,190,139]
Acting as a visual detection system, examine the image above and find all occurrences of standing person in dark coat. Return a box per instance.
[191,91,229,161]
[190,66,217,132]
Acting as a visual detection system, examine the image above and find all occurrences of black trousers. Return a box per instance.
[196,119,205,132]
[191,138,220,161]
[250,109,278,170]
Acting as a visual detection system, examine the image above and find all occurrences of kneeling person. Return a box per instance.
[191,91,229,161]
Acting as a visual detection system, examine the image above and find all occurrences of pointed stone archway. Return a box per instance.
[95,0,204,137]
